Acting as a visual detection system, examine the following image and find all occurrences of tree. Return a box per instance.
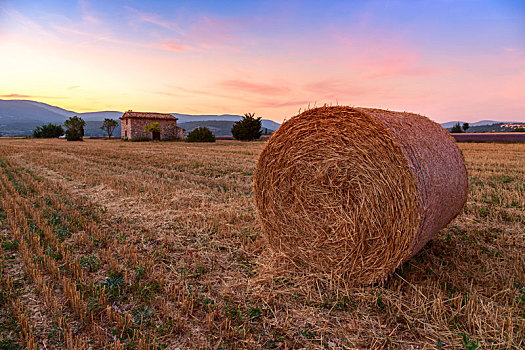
[100,119,119,139]
[262,127,274,136]
[186,127,216,142]
[64,116,86,141]
[462,122,470,132]
[450,122,463,133]
[33,123,64,138]
[231,113,262,141]
[144,122,161,140]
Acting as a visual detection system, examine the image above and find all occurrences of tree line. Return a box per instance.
[33,117,119,140]
[32,113,270,142]
[450,122,470,133]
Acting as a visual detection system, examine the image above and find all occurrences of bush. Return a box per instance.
[64,116,86,141]
[186,127,216,142]
[231,113,262,141]
[450,122,463,133]
[33,123,64,138]
[144,122,161,140]
[144,122,161,133]
[65,128,82,141]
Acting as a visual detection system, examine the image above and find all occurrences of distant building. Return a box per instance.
[120,111,185,140]
[502,123,525,129]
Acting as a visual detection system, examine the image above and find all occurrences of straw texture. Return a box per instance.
[254,106,467,285]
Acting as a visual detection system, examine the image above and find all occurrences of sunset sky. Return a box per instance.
[0,0,524,123]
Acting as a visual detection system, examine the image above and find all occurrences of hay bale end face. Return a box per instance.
[254,106,468,285]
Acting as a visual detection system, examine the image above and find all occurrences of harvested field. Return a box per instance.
[451,133,525,143]
[0,138,523,349]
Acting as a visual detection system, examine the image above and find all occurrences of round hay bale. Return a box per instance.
[254,106,467,285]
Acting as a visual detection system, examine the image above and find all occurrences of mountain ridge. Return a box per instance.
[1,99,521,137]
[0,99,279,136]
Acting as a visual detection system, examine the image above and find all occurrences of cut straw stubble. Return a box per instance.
[254,106,468,286]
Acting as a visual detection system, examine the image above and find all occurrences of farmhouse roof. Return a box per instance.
[120,111,178,121]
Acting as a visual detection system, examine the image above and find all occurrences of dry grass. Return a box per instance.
[254,107,467,286]
[0,138,523,349]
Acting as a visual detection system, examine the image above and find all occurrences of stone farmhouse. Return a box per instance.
[120,111,186,141]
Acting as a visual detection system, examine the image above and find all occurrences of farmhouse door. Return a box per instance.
[152,131,160,141]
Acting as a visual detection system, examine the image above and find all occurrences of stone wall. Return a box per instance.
[121,118,132,139]
[121,118,186,140]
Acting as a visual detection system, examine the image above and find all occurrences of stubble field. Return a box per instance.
[0,139,523,349]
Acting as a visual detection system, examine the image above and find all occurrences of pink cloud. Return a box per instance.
[358,56,448,79]
[0,93,33,98]
[123,8,242,53]
[218,80,289,96]
[327,29,447,80]
[155,86,307,112]
[191,16,233,41]
[78,0,100,24]
[0,94,62,99]
[125,6,180,32]
[252,99,311,109]
[184,16,248,51]
[304,79,371,98]
[357,53,417,78]
[52,25,162,51]
[159,40,192,52]
[155,86,254,104]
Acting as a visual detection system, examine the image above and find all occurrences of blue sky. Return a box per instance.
[0,0,524,122]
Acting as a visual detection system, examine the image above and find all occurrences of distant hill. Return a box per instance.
[179,120,235,136]
[0,99,280,137]
[79,111,123,121]
[178,120,276,136]
[170,113,279,131]
[459,122,524,133]
[0,99,73,124]
[441,120,521,129]
[84,121,121,137]
[84,119,276,138]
